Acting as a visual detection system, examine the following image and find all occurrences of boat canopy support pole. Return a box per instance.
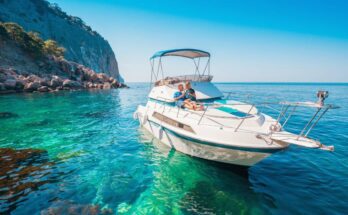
[159,57,164,80]
[193,58,201,80]
[192,57,210,81]
[150,59,155,89]
[208,58,210,76]
[201,58,210,77]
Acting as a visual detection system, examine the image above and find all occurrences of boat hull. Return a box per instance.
[138,116,276,166]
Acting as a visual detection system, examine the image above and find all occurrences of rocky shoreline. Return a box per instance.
[0,57,127,95]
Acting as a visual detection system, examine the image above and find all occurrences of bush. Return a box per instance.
[2,22,26,42]
[1,22,43,58]
[0,22,65,58]
[43,40,65,58]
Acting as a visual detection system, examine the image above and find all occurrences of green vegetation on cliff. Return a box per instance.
[0,22,65,58]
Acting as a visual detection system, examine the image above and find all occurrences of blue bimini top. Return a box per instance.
[150,48,210,59]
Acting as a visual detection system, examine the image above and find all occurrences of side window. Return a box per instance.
[152,112,195,133]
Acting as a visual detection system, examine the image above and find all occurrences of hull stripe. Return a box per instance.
[148,120,284,153]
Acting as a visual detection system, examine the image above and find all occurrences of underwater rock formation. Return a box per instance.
[40,200,114,215]
[0,148,53,213]
[0,112,18,119]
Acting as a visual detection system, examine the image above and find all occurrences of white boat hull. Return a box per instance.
[136,112,278,166]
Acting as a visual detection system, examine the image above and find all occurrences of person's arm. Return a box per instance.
[174,92,184,100]
[173,92,179,101]
[178,93,185,99]
[190,89,196,98]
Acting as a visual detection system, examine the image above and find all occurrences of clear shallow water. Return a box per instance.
[0,83,347,214]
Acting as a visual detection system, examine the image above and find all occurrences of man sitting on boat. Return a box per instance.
[173,84,186,108]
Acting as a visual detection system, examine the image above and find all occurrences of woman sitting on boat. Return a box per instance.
[184,82,204,111]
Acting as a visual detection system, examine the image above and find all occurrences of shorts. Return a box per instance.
[176,100,184,108]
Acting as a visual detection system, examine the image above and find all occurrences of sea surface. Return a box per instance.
[0,83,347,215]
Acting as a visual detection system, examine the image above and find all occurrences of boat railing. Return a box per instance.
[154,75,213,87]
[154,92,339,139]
[221,91,280,104]
[271,101,339,139]
[154,95,278,130]
[221,91,253,103]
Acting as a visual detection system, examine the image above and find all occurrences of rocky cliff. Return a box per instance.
[0,22,126,94]
[0,0,121,81]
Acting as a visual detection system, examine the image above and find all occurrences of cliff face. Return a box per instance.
[0,0,121,81]
[0,22,126,94]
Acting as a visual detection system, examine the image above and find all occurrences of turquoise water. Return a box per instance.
[0,83,347,214]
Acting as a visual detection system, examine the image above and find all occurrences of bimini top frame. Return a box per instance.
[150,48,210,59]
[150,48,211,87]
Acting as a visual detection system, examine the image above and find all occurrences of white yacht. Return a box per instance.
[134,48,338,166]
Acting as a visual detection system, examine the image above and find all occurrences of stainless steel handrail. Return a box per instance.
[221,91,254,102]
[234,104,255,132]
[151,97,337,137]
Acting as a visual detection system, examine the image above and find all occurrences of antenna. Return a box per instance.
[317,91,329,106]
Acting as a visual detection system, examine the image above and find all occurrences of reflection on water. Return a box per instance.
[119,129,267,214]
[0,83,347,214]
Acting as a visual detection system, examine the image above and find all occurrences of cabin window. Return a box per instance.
[152,112,195,133]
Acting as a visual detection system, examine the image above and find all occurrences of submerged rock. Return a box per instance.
[179,181,260,214]
[40,200,113,215]
[56,150,86,161]
[117,202,132,214]
[25,119,51,127]
[0,112,19,119]
[83,111,108,118]
[0,148,54,213]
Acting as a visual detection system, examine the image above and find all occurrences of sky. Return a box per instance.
[49,0,348,82]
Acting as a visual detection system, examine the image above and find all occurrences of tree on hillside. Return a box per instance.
[43,39,65,58]
[2,22,41,57]
[0,22,66,59]
[2,22,26,43]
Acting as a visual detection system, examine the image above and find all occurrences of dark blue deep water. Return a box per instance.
[0,83,347,214]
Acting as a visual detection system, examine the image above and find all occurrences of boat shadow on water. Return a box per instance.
[197,157,250,177]
[128,128,268,214]
[140,127,250,176]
